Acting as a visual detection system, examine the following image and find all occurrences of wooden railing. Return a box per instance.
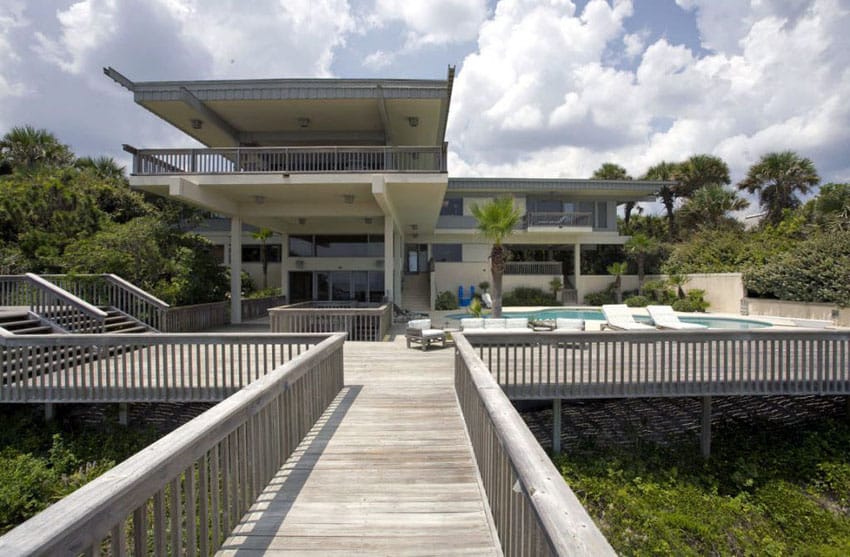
[454,333,616,556]
[44,274,168,331]
[161,301,229,332]
[505,261,562,275]
[130,146,447,175]
[270,301,392,341]
[462,330,850,400]
[0,333,345,555]
[0,332,330,402]
[524,212,593,228]
[242,294,287,321]
[0,274,107,333]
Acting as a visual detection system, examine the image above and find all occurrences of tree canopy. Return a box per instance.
[471,197,522,317]
[738,151,819,226]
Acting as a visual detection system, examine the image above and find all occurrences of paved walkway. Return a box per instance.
[218,334,501,556]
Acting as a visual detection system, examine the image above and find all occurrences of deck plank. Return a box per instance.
[217,336,501,556]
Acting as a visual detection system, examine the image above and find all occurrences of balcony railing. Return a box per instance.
[126,146,447,175]
[524,211,593,228]
[505,261,562,275]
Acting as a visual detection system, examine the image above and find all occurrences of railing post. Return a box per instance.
[701,396,712,459]
[552,398,562,454]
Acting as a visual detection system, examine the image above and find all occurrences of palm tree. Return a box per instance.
[606,261,628,303]
[471,197,522,317]
[75,156,127,183]
[592,162,636,227]
[0,125,74,172]
[667,273,688,299]
[624,233,659,288]
[677,184,750,233]
[251,227,274,290]
[674,154,730,198]
[642,161,680,240]
[738,151,820,226]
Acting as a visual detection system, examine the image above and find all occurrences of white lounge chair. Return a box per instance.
[646,305,708,330]
[405,319,447,350]
[601,304,656,331]
[554,318,585,331]
[482,292,493,309]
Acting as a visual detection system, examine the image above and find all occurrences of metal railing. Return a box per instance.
[454,333,616,556]
[0,274,107,333]
[505,261,562,275]
[129,146,447,175]
[462,329,850,400]
[0,333,345,555]
[524,212,593,228]
[0,332,330,402]
[44,274,169,331]
[270,301,392,341]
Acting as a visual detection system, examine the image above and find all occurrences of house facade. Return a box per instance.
[107,67,664,319]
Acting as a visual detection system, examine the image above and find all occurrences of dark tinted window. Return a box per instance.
[432,244,462,262]
[440,196,463,216]
[289,235,314,257]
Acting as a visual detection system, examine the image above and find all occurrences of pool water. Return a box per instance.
[447,308,772,330]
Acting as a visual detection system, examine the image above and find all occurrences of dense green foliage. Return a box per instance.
[502,286,559,307]
[0,407,160,533]
[471,197,522,317]
[555,418,850,556]
[435,290,459,310]
[0,126,227,305]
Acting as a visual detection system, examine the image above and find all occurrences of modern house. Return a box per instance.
[106,66,664,318]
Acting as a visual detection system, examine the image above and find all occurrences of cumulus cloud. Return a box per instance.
[371,0,488,47]
[0,1,29,101]
[448,0,850,182]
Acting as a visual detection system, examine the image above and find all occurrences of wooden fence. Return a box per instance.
[0,274,108,333]
[0,333,345,556]
[462,329,850,400]
[0,332,330,403]
[270,301,392,341]
[454,333,616,556]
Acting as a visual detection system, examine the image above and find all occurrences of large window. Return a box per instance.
[431,244,462,262]
[440,195,463,216]
[289,235,384,257]
[242,244,281,263]
[290,271,385,302]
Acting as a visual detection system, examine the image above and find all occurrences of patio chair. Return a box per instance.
[405,319,447,351]
[601,304,656,331]
[554,318,585,331]
[646,305,708,330]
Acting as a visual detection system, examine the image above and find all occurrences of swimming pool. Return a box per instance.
[447,308,773,330]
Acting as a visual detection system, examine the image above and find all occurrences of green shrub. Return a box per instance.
[584,284,617,306]
[625,295,651,307]
[435,290,458,310]
[502,287,558,307]
[641,279,677,304]
[246,287,283,300]
[744,230,850,307]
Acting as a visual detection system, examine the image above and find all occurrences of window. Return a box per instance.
[211,244,225,264]
[596,202,608,229]
[431,244,462,262]
[242,244,281,263]
[440,196,463,216]
[289,235,314,257]
[291,235,385,258]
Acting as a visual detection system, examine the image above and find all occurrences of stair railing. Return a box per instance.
[42,274,169,331]
[0,274,108,333]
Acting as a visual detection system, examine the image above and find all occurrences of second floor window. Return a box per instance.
[440,196,463,216]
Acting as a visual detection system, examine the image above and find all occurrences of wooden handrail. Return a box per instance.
[104,274,170,308]
[0,333,345,555]
[454,333,616,555]
[23,274,108,318]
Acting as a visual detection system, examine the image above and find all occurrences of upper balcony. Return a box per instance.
[126,145,447,176]
[435,211,596,231]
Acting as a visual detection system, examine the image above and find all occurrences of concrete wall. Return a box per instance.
[432,262,559,301]
[579,273,744,314]
[744,298,850,327]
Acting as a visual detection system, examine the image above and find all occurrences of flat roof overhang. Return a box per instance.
[130,173,448,235]
[447,177,668,202]
[106,67,454,149]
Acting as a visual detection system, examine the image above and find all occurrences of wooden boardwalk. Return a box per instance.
[219,336,501,556]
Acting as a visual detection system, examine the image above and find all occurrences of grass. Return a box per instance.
[554,417,850,556]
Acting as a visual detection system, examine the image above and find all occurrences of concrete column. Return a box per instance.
[573,243,582,302]
[383,217,394,303]
[230,216,243,324]
[118,403,129,426]
[701,396,712,459]
[44,403,55,421]
[552,399,562,454]
[279,232,289,302]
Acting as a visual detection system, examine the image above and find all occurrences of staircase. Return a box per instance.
[0,311,54,335]
[101,307,153,334]
[402,274,431,312]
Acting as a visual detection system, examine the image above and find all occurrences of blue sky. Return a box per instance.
[1,0,848,194]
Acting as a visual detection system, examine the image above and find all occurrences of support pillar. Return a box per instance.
[552,399,562,454]
[230,216,242,324]
[573,243,581,302]
[279,232,289,302]
[44,403,54,422]
[700,396,712,459]
[118,403,129,426]
[383,217,395,304]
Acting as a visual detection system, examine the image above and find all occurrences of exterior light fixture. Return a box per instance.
[407,116,419,127]
[297,117,310,128]
[190,119,203,129]
[343,194,355,204]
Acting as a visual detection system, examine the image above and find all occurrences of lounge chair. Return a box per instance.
[646,305,708,330]
[460,317,531,334]
[481,292,493,309]
[601,304,656,331]
[405,319,447,350]
[554,318,585,331]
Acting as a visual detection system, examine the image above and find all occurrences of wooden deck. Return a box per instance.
[218,336,501,556]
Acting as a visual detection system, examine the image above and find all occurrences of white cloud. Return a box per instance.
[449,0,850,183]
[371,0,488,47]
[363,49,395,70]
[0,1,29,100]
